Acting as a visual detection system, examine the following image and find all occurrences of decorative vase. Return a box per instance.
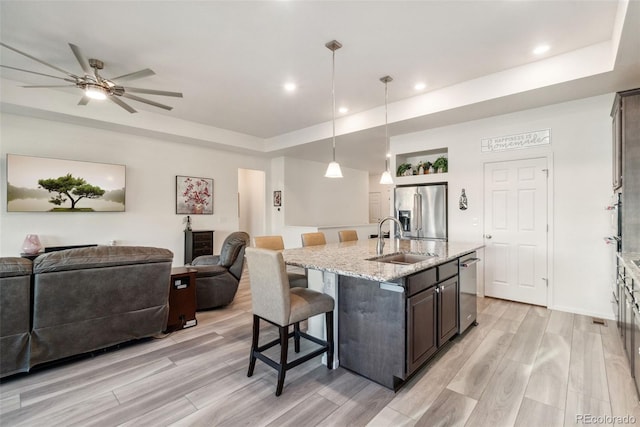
[193,204,204,214]
[22,234,42,255]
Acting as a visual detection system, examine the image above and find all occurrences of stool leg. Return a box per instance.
[247,315,259,377]
[294,322,301,353]
[276,325,289,396]
[325,311,334,370]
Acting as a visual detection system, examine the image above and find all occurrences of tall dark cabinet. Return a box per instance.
[184,230,214,264]
[612,88,640,252]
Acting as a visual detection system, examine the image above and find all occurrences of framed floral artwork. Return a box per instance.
[273,190,282,207]
[176,175,213,214]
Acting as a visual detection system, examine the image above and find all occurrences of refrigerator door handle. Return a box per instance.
[414,192,423,234]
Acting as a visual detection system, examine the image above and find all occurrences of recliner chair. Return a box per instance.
[191,231,250,310]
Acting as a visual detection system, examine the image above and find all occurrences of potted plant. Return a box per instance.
[422,161,432,174]
[396,163,412,177]
[433,156,448,173]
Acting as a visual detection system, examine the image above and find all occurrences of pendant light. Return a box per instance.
[324,40,343,178]
[379,75,394,185]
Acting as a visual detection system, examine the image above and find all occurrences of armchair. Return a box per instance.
[191,231,249,310]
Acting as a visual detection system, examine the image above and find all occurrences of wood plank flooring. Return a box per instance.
[1,272,639,426]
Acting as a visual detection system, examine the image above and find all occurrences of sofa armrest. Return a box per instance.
[192,255,221,266]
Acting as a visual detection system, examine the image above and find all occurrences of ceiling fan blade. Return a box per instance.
[21,84,76,88]
[78,95,90,106]
[109,96,137,113]
[0,42,80,79]
[121,93,173,110]
[123,87,183,98]
[0,64,75,82]
[68,43,91,75]
[111,68,155,82]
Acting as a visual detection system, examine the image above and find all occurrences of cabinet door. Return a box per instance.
[438,276,459,345]
[407,286,437,375]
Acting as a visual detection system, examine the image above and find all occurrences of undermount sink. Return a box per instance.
[368,253,437,265]
[634,260,640,268]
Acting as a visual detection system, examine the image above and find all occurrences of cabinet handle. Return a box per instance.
[435,287,440,294]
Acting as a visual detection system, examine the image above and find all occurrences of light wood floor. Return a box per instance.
[1,272,639,427]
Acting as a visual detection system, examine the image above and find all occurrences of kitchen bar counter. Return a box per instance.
[281,238,483,388]
[282,238,483,282]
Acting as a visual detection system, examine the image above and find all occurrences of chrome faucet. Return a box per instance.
[377,216,404,255]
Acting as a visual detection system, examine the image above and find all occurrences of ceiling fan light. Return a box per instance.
[380,170,394,185]
[325,161,343,178]
[85,84,107,100]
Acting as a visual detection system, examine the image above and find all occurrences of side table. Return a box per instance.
[165,267,198,332]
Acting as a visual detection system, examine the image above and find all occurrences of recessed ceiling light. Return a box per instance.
[414,82,427,91]
[533,44,550,55]
[338,107,349,114]
[284,82,296,92]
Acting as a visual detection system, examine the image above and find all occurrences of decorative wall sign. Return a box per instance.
[176,176,213,215]
[481,129,551,152]
[6,154,125,212]
[273,190,282,207]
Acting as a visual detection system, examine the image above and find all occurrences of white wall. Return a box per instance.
[0,113,269,265]
[392,93,615,318]
[282,157,369,227]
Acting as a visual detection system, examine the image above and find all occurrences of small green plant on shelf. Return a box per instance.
[396,163,412,176]
[422,161,432,174]
[433,156,448,173]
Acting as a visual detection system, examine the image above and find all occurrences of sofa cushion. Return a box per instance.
[0,257,32,278]
[34,246,173,273]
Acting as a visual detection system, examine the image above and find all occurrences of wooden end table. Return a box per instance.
[165,267,198,332]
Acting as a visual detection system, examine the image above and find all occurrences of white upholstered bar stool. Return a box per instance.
[338,229,358,242]
[245,247,334,396]
[301,232,326,247]
[253,235,307,288]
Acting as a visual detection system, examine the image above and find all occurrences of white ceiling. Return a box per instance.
[1,1,639,173]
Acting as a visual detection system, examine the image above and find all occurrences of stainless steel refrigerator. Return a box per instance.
[395,184,447,240]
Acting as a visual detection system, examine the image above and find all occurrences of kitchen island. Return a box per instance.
[282,238,483,390]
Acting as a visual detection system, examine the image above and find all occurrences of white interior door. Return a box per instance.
[484,158,548,306]
[369,192,381,223]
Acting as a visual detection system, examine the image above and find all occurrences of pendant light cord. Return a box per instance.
[384,79,389,171]
[331,47,336,162]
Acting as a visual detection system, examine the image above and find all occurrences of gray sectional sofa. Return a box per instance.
[0,257,32,377]
[0,246,173,378]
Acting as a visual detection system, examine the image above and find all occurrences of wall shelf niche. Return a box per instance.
[394,148,448,185]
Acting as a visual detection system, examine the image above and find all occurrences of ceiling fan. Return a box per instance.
[0,42,183,113]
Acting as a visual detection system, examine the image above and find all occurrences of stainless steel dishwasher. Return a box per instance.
[459,252,480,333]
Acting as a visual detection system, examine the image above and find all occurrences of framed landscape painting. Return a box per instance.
[6,154,126,212]
[176,175,213,214]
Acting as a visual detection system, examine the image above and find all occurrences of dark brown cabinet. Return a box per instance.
[438,276,459,344]
[184,230,214,264]
[407,286,437,374]
[405,267,459,377]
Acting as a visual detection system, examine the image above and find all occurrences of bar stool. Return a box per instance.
[301,232,326,247]
[245,247,334,396]
[338,230,358,242]
[253,235,307,288]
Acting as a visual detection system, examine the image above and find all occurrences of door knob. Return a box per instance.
[484,234,492,239]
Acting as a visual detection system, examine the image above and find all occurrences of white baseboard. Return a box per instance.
[550,304,615,321]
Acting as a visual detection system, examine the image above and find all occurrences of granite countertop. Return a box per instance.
[282,238,483,282]
[619,252,640,284]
